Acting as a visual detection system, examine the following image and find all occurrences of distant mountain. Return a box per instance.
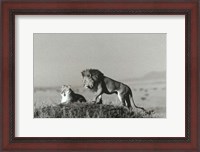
[141,71,166,80]
[124,71,166,82]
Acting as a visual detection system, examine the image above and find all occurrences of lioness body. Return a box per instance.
[61,85,86,103]
[81,69,146,111]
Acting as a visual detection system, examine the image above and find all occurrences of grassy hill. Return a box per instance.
[34,102,154,118]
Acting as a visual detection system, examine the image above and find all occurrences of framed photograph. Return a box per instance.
[1,0,199,151]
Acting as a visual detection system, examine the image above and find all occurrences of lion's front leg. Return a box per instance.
[92,93,103,104]
[92,86,103,104]
[96,95,103,104]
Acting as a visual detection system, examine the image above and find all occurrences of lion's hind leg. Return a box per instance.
[125,95,132,110]
[118,92,128,107]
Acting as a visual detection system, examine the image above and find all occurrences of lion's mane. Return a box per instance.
[81,69,104,90]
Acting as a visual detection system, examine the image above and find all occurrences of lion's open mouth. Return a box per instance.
[85,85,93,89]
[86,86,91,89]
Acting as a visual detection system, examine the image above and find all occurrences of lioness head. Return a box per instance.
[60,85,72,103]
[81,69,104,90]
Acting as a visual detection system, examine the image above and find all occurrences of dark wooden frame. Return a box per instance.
[1,0,199,151]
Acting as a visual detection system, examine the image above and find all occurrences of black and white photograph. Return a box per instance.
[33,33,166,118]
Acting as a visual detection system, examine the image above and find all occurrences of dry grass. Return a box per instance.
[34,102,155,118]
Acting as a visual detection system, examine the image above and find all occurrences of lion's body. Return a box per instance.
[81,69,146,111]
[60,85,86,103]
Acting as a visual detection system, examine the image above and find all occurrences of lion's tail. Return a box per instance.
[129,91,146,112]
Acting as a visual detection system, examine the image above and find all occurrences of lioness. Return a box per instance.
[60,85,86,103]
[81,69,146,112]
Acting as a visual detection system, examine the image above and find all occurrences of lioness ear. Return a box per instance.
[61,85,65,90]
[68,85,71,88]
[81,71,84,77]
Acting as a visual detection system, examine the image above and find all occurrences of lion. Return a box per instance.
[81,69,146,112]
[60,85,86,103]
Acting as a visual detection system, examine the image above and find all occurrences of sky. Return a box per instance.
[34,33,166,87]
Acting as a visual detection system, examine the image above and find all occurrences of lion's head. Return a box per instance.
[81,69,104,90]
